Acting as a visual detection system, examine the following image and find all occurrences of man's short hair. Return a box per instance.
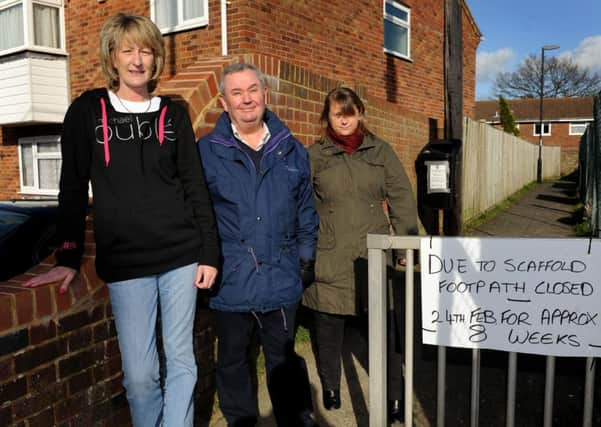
[220,63,267,94]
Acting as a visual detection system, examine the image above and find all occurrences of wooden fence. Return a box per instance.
[462,117,561,222]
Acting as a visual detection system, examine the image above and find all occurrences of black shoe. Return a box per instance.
[389,399,404,424]
[322,389,341,410]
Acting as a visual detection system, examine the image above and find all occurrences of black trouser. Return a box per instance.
[215,303,313,426]
[313,309,405,400]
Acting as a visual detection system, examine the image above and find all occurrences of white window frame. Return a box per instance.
[533,122,551,136]
[18,135,61,196]
[0,0,66,57]
[569,121,588,136]
[383,0,411,60]
[150,0,209,34]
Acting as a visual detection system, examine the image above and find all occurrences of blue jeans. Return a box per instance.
[107,263,198,427]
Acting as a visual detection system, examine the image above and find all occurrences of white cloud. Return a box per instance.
[476,48,515,83]
[560,35,601,73]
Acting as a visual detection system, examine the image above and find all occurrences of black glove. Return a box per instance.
[300,258,315,288]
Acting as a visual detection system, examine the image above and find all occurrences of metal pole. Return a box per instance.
[368,247,387,426]
[543,356,555,427]
[506,352,517,427]
[470,349,480,427]
[405,249,415,427]
[582,357,595,427]
[537,47,545,183]
[437,346,446,427]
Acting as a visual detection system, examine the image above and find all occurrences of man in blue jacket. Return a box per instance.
[198,63,319,426]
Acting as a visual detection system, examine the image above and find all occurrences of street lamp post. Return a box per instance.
[537,44,560,183]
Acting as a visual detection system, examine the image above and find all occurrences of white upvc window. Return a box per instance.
[534,122,551,136]
[150,0,208,34]
[383,0,410,60]
[569,121,588,136]
[0,0,65,57]
[18,136,61,195]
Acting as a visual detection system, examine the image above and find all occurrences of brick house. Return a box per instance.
[475,97,594,175]
[0,1,481,425]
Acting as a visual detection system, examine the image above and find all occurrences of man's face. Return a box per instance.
[219,69,267,132]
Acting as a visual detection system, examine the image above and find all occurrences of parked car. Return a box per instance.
[0,201,59,281]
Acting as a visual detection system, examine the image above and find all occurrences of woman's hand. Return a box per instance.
[22,266,77,294]
[195,265,218,289]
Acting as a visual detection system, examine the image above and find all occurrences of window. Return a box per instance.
[534,122,551,136]
[569,122,588,136]
[18,136,61,195]
[151,0,208,34]
[0,0,64,56]
[383,0,410,60]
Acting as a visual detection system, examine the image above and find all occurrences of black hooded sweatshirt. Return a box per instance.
[55,88,219,282]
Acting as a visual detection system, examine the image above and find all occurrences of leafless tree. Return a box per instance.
[492,54,601,98]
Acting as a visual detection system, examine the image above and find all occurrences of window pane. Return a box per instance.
[37,141,60,153]
[21,144,34,187]
[38,159,61,190]
[570,123,587,135]
[33,4,60,48]
[155,0,178,28]
[384,19,408,56]
[183,0,203,20]
[0,3,24,51]
[385,2,408,22]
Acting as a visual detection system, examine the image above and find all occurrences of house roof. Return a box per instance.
[475,97,594,123]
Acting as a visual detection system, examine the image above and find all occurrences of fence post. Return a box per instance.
[368,246,387,426]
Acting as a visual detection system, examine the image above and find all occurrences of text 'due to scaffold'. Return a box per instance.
[420,237,601,357]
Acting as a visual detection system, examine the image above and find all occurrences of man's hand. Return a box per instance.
[22,266,77,294]
[195,265,218,289]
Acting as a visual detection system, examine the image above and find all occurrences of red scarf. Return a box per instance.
[327,126,364,154]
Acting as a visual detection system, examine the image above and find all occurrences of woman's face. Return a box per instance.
[112,40,154,95]
[328,101,361,136]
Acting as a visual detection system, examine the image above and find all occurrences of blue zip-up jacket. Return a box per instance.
[198,110,319,312]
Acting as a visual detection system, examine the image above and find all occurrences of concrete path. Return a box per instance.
[207,176,581,427]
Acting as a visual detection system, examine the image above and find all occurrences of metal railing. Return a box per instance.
[367,234,597,427]
[578,93,601,239]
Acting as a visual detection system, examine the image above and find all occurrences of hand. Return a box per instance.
[300,258,315,288]
[195,265,218,289]
[22,266,77,294]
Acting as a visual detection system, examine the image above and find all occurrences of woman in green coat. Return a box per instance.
[302,87,417,423]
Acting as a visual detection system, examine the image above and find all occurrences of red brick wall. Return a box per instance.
[224,0,479,122]
[63,0,478,121]
[64,0,224,98]
[0,127,20,200]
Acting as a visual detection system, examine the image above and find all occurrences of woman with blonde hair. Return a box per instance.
[303,86,417,423]
[23,13,219,427]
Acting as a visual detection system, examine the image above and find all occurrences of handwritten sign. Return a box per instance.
[420,237,601,357]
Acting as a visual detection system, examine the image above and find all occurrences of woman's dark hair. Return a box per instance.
[319,87,373,137]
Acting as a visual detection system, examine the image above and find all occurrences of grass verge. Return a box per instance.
[463,182,535,235]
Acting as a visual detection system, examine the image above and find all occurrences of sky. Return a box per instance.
[467,0,601,100]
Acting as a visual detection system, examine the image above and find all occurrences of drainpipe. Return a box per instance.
[221,0,228,56]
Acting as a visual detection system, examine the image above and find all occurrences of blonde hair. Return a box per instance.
[99,13,165,92]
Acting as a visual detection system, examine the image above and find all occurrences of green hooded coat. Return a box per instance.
[302,133,417,315]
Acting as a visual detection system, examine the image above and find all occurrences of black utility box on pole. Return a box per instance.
[415,139,462,235]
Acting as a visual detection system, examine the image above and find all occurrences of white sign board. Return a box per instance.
[420,237,601,357]
[426,160,450,193]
